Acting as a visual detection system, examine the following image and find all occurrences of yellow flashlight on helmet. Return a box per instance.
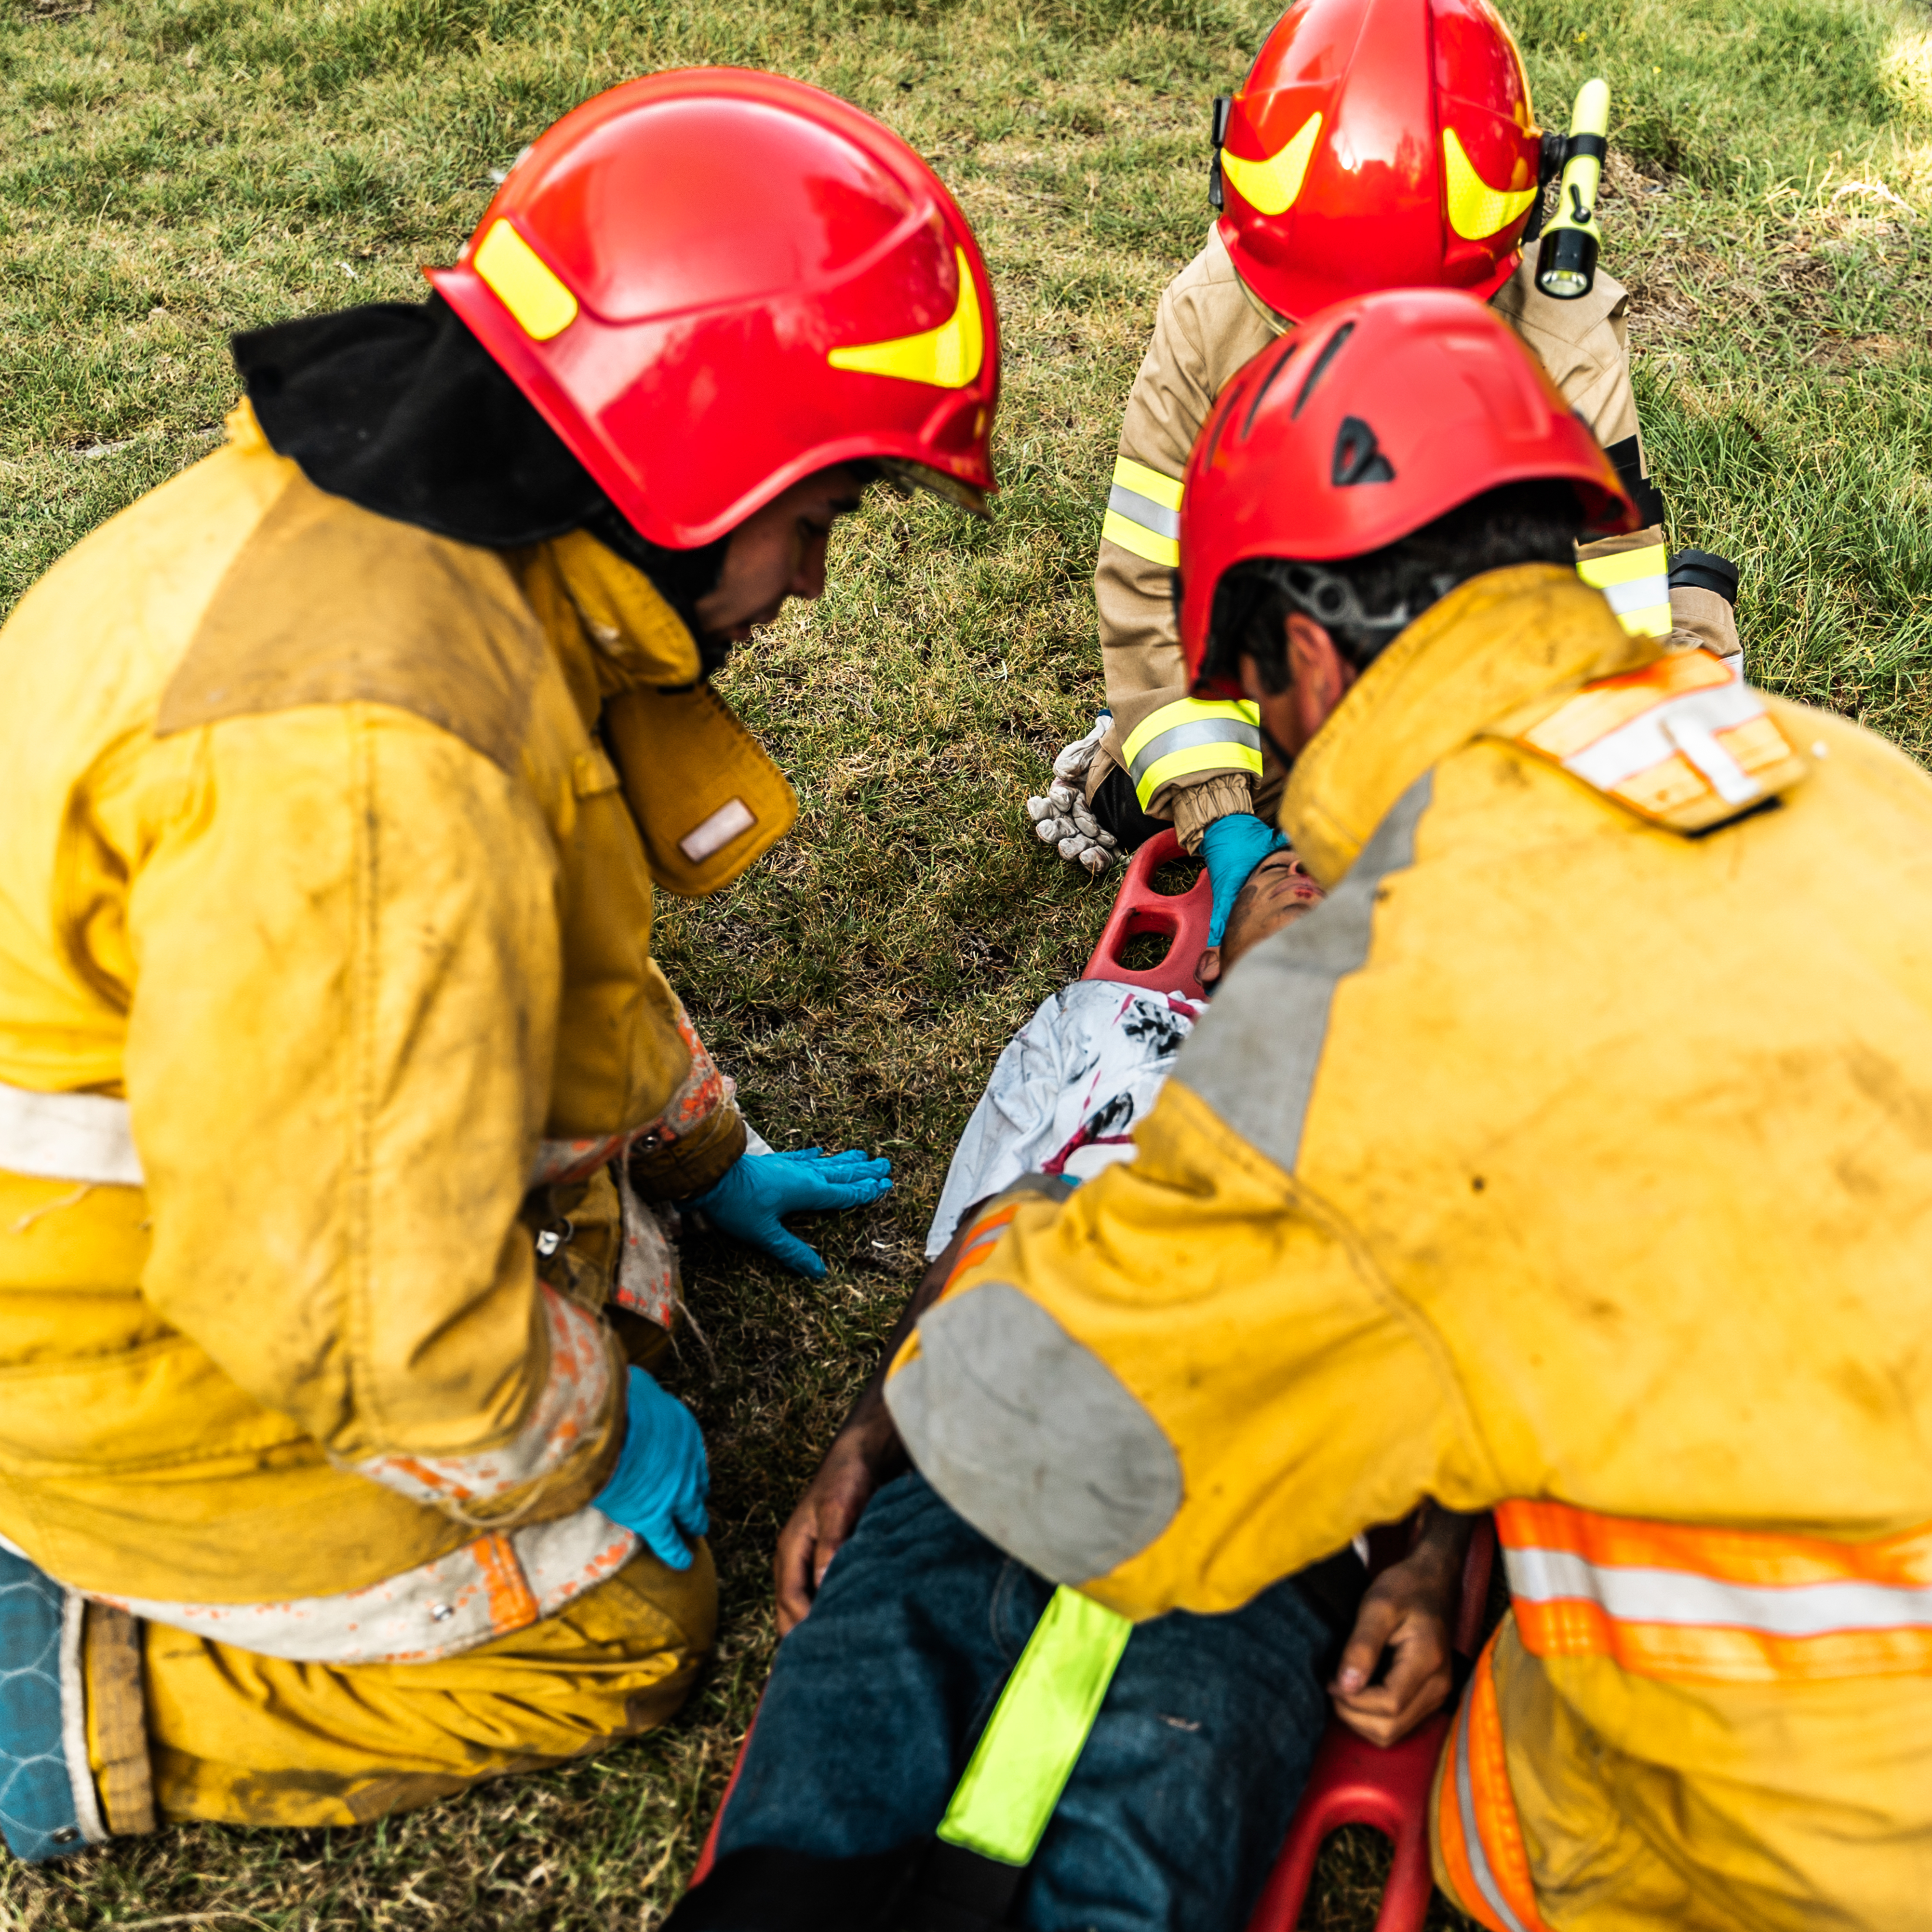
[1537,78,1609,300]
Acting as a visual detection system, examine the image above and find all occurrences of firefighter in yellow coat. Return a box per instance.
[0,72,999,1856]
[886,291,1932,1929]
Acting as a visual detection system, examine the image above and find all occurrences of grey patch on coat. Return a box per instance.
[886,1281,1183,1585]
[1174,772,1432,1174]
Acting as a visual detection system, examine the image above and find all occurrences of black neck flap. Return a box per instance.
[230,295,728,632]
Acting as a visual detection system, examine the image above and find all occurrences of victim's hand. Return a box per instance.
[773,1418,901,1635]
[1328,1538,1460,1748]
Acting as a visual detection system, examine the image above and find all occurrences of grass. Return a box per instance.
[2,0,1930,1925]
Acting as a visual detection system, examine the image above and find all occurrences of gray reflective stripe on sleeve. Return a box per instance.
[1504,1545,1932,1637]
[886,1281,1182,1585]
[1125,716,1264,792]
[1172,773,1432,1174]
[1454,1682,1530,1932]
[1105,484,1181,542]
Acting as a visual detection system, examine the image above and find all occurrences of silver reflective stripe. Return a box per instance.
[1454,1682,1529,1932]
[94,1503,638,1665]
[1105,483,1180,541]
[1505,1545,1932,1637]
[0,1083,141,1186]
[0,1081,657,1195]
[57,1592,107,1847]
[1174,773,1432,1173]
[1124,716,1263,791]
[887,1281,1182,1585]
[1600,574,1668,618]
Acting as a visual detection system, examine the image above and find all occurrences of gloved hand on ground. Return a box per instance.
[1027,714,1119,877]
[685,1147,893,1279]
[593,1366,710,1571]
[1201,811,1290,946]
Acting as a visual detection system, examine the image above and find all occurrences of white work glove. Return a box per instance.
[1026,715,1119,878]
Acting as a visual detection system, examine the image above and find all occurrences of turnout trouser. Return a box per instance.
[0,1541,714,1853]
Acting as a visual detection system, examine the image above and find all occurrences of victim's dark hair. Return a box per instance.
[1203,479,1588,690]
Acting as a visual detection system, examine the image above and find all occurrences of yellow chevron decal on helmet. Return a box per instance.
[1219,111,1323,218]
[828,248,984,389]
[472,219,579,342]
[1441,127,1539,241]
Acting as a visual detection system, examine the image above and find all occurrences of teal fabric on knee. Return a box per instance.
[0,1546,93,1862]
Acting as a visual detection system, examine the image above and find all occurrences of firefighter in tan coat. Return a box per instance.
[1046,0,1740,941]
[0,73,999,1857]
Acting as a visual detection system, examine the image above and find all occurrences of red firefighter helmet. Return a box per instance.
[1178,288,1635,695]
[430,69,999,549]
[1217,0,1543,322]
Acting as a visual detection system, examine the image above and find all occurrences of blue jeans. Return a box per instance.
[710,1472,1337,1932]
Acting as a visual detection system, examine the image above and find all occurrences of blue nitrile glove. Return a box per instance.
[593,1366,710,1571]
[686,1147,893,1279]
[1201,812,1291,947]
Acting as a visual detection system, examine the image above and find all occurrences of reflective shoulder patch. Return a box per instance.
[885,1280,1182,1586]
[1505,652,1807,833]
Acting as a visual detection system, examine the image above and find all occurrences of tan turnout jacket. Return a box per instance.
[1095,229,1737,845]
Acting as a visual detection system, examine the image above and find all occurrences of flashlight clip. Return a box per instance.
[1208,94,1232,211]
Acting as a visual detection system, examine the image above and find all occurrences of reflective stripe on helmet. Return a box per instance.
[471,219,579,342]
[1101,457,1184,567]
[1442,127,1539,242]
[936,1585,1132,1865]
[1499,1500,1932,1684]
[1122,697,1263,809]
[1435,1634,1553,1932]
[1219,109,1323,218]
[828,247,986,389]
[1576,539,1670,638]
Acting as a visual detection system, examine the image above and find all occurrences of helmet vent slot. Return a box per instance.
[1290,321,1353,419]
[1330,416,1395,486]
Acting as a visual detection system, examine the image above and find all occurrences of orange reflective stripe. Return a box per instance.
[1500,1500,1932,1685]
[1512,1597,1932,1686]
[1435,1634,1553,1932]
[947,1202,1024,1290]
[1498,1500,1932,1591]
[1464,1636,1553,1932]
[474,1531,540,1633]
[1432,1690,1497,1929]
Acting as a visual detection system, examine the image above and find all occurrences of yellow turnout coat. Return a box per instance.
[887,567,1932,1928]
[0,404,785,1825]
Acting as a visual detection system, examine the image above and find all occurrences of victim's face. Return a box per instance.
[1198,848,1325,988]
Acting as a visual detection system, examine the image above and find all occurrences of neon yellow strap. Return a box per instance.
[936,1587,1133,1866]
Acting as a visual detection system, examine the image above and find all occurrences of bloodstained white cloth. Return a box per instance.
[925,980,1204,1259]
